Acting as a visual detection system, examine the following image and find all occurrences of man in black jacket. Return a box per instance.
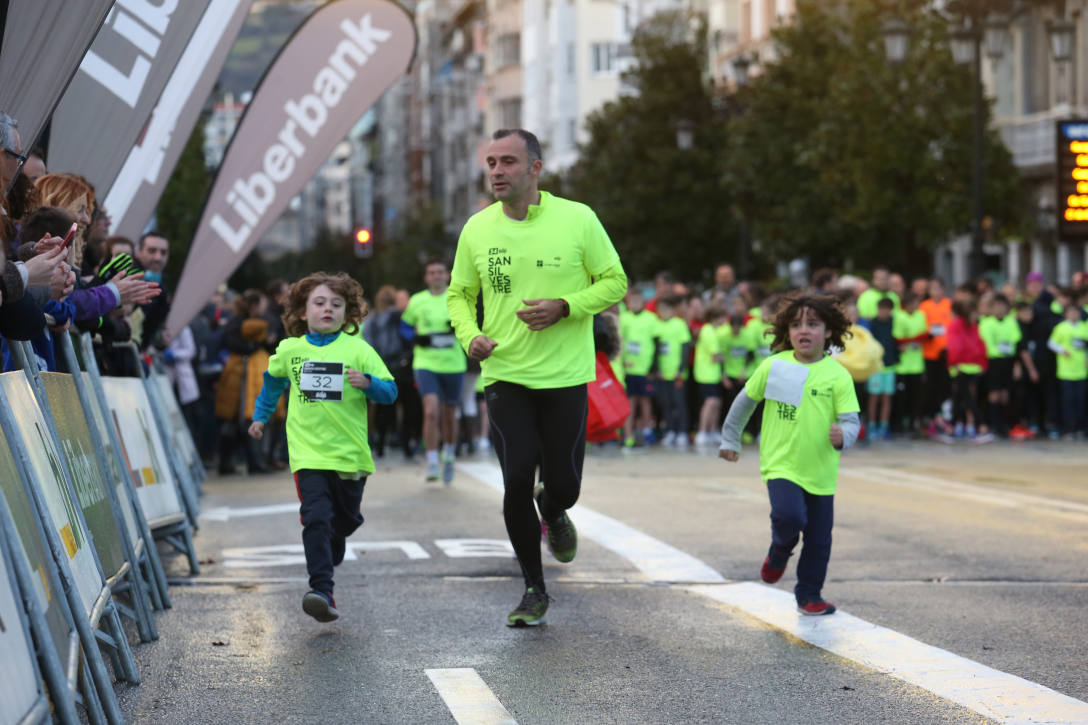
[135,231,171,347]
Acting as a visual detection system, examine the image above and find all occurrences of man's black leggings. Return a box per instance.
[486,381,587,592]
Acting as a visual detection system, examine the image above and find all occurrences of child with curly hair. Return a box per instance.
[249,272,397,622]
[718,293,860,615]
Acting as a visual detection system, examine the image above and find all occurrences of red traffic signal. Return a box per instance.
[354,228,373,258]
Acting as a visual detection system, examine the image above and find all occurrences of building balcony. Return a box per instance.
[994,108,1086,175]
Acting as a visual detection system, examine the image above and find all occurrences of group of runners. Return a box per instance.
[247,128,856,626]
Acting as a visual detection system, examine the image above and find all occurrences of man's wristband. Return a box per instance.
[559,299,570,317]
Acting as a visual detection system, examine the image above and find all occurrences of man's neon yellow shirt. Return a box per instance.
[745,350,860,495]
[402,289,467,373]
[656,317,691,380]
[267,333,393,475]
[621,309,660,376]
[894,309,927,375]
[979,314,1021,360]
[693,323,723,384]
[1050,320,1088,381]
[448,192,624,389]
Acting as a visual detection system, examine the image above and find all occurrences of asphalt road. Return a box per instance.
[116,438,1088,724]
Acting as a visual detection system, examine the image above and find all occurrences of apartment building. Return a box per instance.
[993,3,1088,284]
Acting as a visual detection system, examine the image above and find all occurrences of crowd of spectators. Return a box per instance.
[612,263,1088,448]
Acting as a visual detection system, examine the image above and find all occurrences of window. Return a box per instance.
[498,98,522,128]
[591,42,618,74]
[567,42,575,75]
[495,33,521,68]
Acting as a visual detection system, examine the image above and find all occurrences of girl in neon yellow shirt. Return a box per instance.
[718,294,860,616]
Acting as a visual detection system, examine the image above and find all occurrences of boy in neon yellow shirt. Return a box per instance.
[1048,303,1088,436]
[620,289,660,446]
[718,294,859,615]
[250,272,397,623]
[894,292,927,434]
[655,296,692,447]
[693,304,727,446]
[979,294,1020,437]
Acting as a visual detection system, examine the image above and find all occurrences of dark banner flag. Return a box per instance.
[165,0,416,338]
[48,0,219,204]
[0,0,114,155]
[106,0,254,240]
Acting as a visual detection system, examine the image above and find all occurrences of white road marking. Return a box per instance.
[435,539,514,558]
[425,668,517,725]
[222,541,429,568]
[201,500,387,523]
[688,583,1088,725]
[458,460,1088,725]
[456,462,724,584]
[201,502,301,522]
[843,465,1088,520]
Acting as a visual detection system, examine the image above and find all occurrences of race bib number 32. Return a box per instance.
[300,361,345,401]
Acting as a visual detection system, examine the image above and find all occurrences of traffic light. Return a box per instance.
[354,227,373,259]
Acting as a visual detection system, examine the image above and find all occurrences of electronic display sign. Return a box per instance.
[1057,119,1088,238]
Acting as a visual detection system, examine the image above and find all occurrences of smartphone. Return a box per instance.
[60,222,77,249]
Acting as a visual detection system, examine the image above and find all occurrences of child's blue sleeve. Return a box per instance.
[252,371,289,423]
[399,319,416,341]
[363,374,398,404]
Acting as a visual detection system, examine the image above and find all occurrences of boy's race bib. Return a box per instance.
[930,324,946,336]
[300,361,345,401]
[997,342,1014,356]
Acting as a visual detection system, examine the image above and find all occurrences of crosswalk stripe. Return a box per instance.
[425,668,518,725]
[458,461,1088,724]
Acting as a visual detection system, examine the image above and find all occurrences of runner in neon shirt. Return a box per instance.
[249,273,397,623]
[402,259,467,484]
[718,294,859,616]
[447,129,627,627]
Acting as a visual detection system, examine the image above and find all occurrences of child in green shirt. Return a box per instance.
[1048,303,1088,437]
[718,294,859,615]
[694,305,728,446]
[654,296,692,447]
[250,272,398,623]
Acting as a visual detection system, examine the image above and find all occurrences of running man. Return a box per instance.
[448,128,628,627]
[402,259,466,483]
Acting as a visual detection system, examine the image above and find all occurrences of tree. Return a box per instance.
[156,115,211,288]
[724,0,1023,275]
[568,10,734,285]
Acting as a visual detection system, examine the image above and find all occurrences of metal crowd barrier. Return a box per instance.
[0,332,210,723]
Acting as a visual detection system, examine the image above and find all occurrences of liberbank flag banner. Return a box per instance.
[0,0,114,153]
[165,0,415,338]
[107,0,254,241]
[49,0,219,205]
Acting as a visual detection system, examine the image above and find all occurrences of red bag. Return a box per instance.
[586,352,631,441]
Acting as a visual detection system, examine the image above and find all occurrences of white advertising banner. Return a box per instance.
[82,374,141,545]
[106,0,255,239]
[0,545,41,725]
[166,0,416,337]
[0,374,102,616]
[150,373,200,474]
[99,377,184,526]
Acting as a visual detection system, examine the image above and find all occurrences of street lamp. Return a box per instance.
[1047,17,1076,62]
[882,15,1003,281]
